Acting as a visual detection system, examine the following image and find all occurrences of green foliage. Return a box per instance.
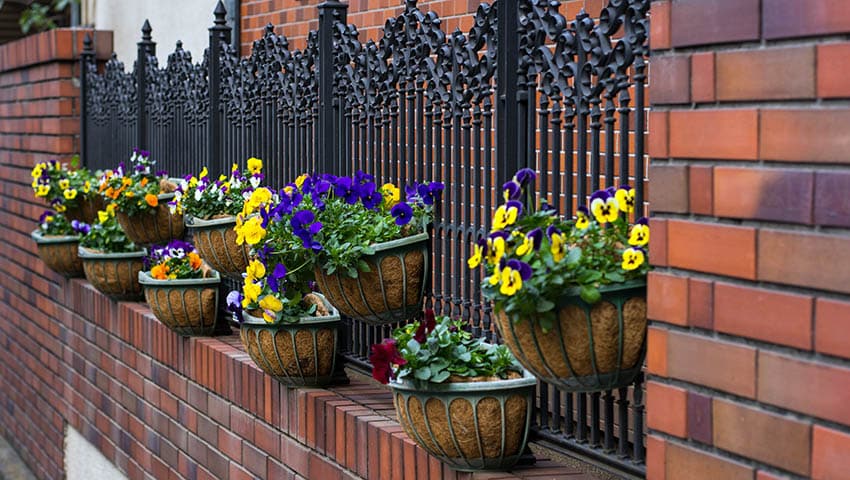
[79,208,137,253]
[98,150,168,217]
[19,0,79,34]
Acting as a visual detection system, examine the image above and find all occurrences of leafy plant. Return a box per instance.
[31,157,96,211]
[473,169,650,332]
[144,240,205,280]
[98,148,171,217]
[17,0,79,34]
[170,158,265,219]
[370,310,522,385]
[79,204,137,253]
[36,210,89,237]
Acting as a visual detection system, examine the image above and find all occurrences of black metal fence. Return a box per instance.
[80,0,649,477]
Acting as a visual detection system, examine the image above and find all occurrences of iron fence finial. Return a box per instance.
[214,0,227,25]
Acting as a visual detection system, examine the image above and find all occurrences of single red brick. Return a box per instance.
[687,392,712,445]
[763,0,850,39]
[667,220,756,280]
[666,441,753,480]
[651,1,671,50]
[646,435,666,480]
[814,171,850,228]
[667,331,756,398]
[690,52,715,103]
[648,110,669,159]
[647,381,688,437]
[758,351,850,426]
[670,0,759,47]
[818,43,850,98]
[813,425,850,480]
[649,217,668,267]
[761,109,850,164]
[653,55,691,104]
[688,165,713,216]
[714,282,813,350]
[758,229,850,294]
[648,164,689,213]
[648,272,689,326]
[716,47,815,101]
[815,298,850,359]
[669,109,759,161]
[713,398,811,475]
[647,327,668,377]
[687,278,713,330]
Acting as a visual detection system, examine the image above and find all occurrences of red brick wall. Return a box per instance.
[240,0,607,51]
[647,1,850,479]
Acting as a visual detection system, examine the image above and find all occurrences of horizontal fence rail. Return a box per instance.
[80,0,649,476]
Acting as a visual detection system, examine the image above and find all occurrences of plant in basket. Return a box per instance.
[78,204,146,301]
[98,148,183,245]
[139,240,222,336]
[471,168,650,392]
[168,159,266,276]
[371,310,535,471]
[30,210,91,277]
[228,183,341,386]
[284,171,443,324]
[31,156,101,223]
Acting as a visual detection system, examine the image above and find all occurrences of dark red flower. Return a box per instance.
[369,339,406,384]
[414,309,436,343]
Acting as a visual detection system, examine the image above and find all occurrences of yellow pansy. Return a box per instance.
[242,281,262,307]
[259,295,283,323]
[467,242,484,269]
[31,165,43,178]
[381,183,401,208]
[492,202,521,231]
[245,259,266,281]
[54,203,66,212]
[35,185,50,197]
[622,248,645,271]
[628,223,650,247]
[58,179,70,190]
[247,157,263,175]
[122,177,132,187]
[199,167,209,179]
[244,187,272,214]
[283,185,294,196]
[231,163,239,173]
[106,203,117,216]
[515,233,534,256]
[550,232,567,262]
[575,207,590,229]
[589,191,619,224]
[295,174,309,190]
[485,236,506,265]
[499,266,522,296]
[98,210,110,224]
[82,181,91,193]
[488,265,501,286]
[64,189,78,200]
[615,186,635,213]
[188,176,199,188]
[235,216,266,245]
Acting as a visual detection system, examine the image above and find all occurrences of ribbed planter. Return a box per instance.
[139,270,221,336]
[240,294,340,386]
[64,195,104,225]
[116,193,184,246]
[185,215,250,278]
[494,281,647,392]
[78,246,146,301]
[391,372,536,471]
[314,232,429,325]
[31,230,83,277]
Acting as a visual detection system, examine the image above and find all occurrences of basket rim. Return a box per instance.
[138,269,221,286]
[389,369,537,393]
[369,231,429,253]
[78,245,146,259]
[241,293,341,325]
[184,214,237,228]
[31,229,80,244]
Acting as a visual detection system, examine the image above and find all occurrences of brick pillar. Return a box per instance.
[647,1,850,479]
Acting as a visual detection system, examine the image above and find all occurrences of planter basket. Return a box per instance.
[64,195,105,225]
[185,215,250,278]
[240,294,340,386]
[495,281,647,393]
[139,270,221,336]
[314,232,429,325]
[78,246,146,301]
[31,230,83,277]
[116,193,184,246]
[391,372,536,472]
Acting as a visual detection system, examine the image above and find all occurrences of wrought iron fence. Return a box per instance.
[80,0,649,477]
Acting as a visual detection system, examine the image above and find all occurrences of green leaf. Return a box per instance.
[406,339,420,355]
[431,369,451,383]
[414,366,431,380]
[580,285,601,304]
[535,299,555,313]
[604,271,625,283]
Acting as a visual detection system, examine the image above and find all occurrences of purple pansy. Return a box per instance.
[390,202,413,226]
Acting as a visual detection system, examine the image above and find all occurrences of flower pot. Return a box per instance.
[494,281,647,393]
[185,215,250,278]
[240,294,340,386]
[64,195,105,225]
[78,246,146,301]
[313,232,429,325]
[391,372,536,472]
[31,230,83,277]
[139,270,221,336]
[116,193,184,246]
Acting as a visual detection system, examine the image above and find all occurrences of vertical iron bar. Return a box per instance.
[80,34,94,166]
[632,374,645,462]
[137,20,155,151]
[496,0,519,187]
[590,391,600,446]
[617,386,630,457]
[318,1,347,173]
[577,392,586,442]
[604,390,615,452]
[209,1,231,176]
[634,59,647,213]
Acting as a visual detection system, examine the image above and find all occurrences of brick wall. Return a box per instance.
[239,0,607,51]
[647,1,850,479]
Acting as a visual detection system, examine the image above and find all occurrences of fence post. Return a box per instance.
[209,1,232,176]
[80,33,94,167]
[317,1,347,174]
[136,20,156,151]
[496,0,520,188]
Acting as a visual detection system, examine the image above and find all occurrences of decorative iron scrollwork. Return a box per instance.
[86,54,137,126]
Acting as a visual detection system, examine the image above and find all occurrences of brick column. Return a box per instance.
[647,1,850,479]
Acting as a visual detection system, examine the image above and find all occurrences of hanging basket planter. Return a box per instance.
[391,372,536,472]
[313,232,429,325]
[78,246,146,301]
[64,195,105,225]
[116,193,184,246]
[240,294,340,386]
[139,270,221,336]
[31,230,84,277]
[494,281,647,393]
[185,215,250,278]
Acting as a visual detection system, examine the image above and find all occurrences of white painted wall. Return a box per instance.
[82,0,219,70]
[65,425,127,480]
